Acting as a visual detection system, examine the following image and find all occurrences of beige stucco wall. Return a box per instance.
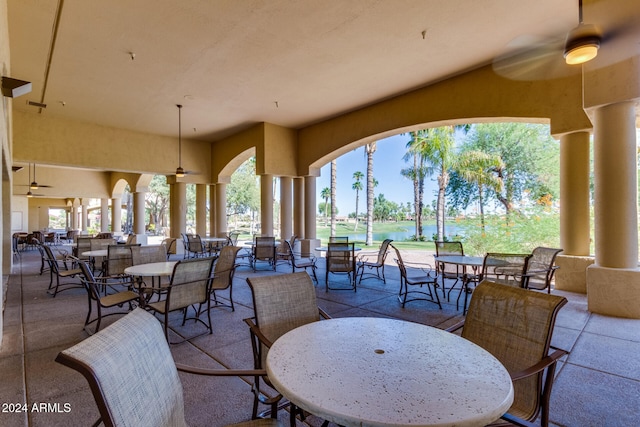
[297,65,591,175]
[12,110,211,182]
[1,0,10,348]
[12,165,113,199]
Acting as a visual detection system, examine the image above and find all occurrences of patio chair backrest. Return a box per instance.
[161,238,177,256]
[375,239,394,264]
[435,241,464,276]
[131,245,167,265]
[254,236,276,260]
[90,238,116,251]
[76,237,93,260]
[228,231,240,246]
[247,272,323,367]
[166,258,214,312]
[481,253,532,287]
[327,242,355,273]
[186,234,205,254]
[106,245,134,276]
[525,247,563,292]
[56,308,188,427]
[77,259,103,302]
[462,280,567,422]
[435,241,464,256]
[211,246,241,291]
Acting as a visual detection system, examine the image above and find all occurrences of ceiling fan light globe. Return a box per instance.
[26,191,33,198]
[175,167,185,178]
[30,182,39,190]
[564,36,600,65]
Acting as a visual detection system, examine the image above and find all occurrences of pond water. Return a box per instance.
[335,224,464,242]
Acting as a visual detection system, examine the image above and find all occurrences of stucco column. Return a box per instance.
[215,183,227,237]
[170,182,187,239]
[587,100,640,318]
[293,177,305,239]
[560,131,591,255]
[195,184,207,236]
[555,131,594,293]
[209,184,217,237]
[593,101,638,268]
[133,191,146,235]
[280,176,293,240]
[70,206,77,230]
[100,198,110,232]
[304,176,316,240]
[111,197,122,233]
[260,174,274,236]
[81,200,88,233]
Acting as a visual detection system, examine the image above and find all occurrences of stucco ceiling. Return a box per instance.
[6,0,639,144]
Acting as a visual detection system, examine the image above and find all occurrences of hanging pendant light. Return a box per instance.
[175,104,185,177]
[26,164,34,197]
[564,0,600,65]
[30,163,40,189]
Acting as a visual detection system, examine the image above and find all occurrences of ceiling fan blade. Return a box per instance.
[493,36,579,81]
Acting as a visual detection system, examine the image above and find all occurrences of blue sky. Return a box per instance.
[315,134,439,216]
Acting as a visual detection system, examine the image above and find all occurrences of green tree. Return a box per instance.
[365,142,377,246]
[401,130,427,240]
[352,171,364,231]
[227,159,260,229]
[404,127,456,241]
[320,187,331,227]
[373,194,399,222]
[453,150,504,233]
[146,175,170,231]
[463,123,559,222]
[330,160,337,237]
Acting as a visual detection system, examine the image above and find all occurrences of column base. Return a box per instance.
[587,265,640,318]
[554,255,595,294]
[135,234,148,246]
[299,238,321,258]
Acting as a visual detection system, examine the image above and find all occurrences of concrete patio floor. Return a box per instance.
[1,245,639,426]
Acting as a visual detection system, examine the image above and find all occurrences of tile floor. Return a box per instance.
[1,246,639,426]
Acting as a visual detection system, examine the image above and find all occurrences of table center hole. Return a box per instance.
[374,349,385,354]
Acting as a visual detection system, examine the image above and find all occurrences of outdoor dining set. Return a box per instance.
[31,232,566,427]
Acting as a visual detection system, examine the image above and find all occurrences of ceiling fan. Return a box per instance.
[23,164,47,197]
[29,163,53,189]
[173,104,199,177]
[17,163,53,190]
[492,0,638,81]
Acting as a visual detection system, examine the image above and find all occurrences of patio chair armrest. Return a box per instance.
[293,251,316,261]
[509,348,568,381]
[522,267,554,277]
[175,364,267,378]
[500,412,538,427]
[356,251,379,262]
[403,261,436,275]
[243,318,274,348]
[319,308,331,319]
[445,320,465,333]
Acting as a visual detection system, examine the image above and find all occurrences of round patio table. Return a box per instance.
[267,317,514,427]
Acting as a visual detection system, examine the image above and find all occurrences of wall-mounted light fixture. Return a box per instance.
[564,32,600,65]
[1,76,32,98]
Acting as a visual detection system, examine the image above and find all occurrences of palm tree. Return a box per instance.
[320,187,330,227]
[454,150,504,233]
[405,127,455,242]
[352,171,364,231]
[330,159,337,238]
[365,142,377,246]
[402,130,428,240]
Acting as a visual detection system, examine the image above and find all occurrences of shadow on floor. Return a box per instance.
[1,247,639,426]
